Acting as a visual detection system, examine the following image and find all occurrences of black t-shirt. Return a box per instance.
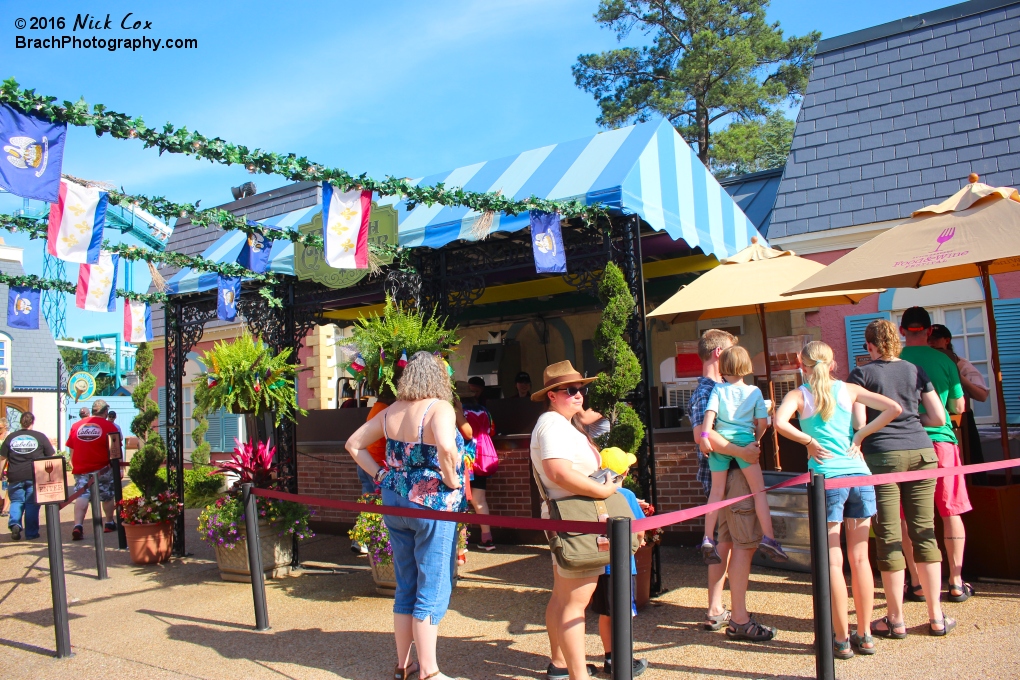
[847,359,935,455]
[0,429,56,483]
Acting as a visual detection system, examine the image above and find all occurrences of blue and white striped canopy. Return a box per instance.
[166,118,760,295]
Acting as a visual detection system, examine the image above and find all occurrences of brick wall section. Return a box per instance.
[300,436,706,544]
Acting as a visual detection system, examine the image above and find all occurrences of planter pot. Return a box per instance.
[213,521,293,582]
[962,482,1020,580]
[124,521,173,565]
[634,543,654,611]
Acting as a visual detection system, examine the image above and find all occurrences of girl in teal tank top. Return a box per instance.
[774,341,903,659]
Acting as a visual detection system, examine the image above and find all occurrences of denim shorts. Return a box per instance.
[381,488,458,625]
[73,467,115,503]
[824,473,876,523]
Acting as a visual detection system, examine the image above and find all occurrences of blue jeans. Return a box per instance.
[356,466,377,496]
[824,474,877,523]
[381,488,457,625]
[8,480,41,538]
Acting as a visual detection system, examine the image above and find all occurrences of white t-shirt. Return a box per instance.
[530,411,600,501]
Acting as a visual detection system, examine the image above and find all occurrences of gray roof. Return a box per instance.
[719,168,784,237]
[151,181,320,337]
[770,0,1020,239]
[0,259,63,391]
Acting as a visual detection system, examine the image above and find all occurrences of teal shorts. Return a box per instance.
[709,452,751,472]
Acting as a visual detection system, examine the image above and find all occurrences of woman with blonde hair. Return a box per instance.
[846,320,957,638]
[347,351,466,680]
[775,341,902,658]
[530,360,619,680]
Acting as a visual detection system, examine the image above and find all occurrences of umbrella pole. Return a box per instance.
[980,263,1013,484]
[758,304,781,470]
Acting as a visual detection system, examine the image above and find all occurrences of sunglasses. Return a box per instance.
[552,385,588,397]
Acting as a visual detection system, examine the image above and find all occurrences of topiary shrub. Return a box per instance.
[128,342,168,497]
[589,262,645,455]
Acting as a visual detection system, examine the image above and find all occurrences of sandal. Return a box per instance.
[704,608,731,631]
[700,536,722,565]
[872,616,906,639]
[947,582,975,602]
[725,617,777,642]
[850,631,877,655]
[905,583,926,602]
[929,616,957,637]
[833,636,854,660]
[394,662,419,680]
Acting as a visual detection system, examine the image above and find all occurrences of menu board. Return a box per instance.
[33,457,68,505]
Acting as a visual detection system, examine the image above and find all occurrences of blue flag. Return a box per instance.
[217,276,240,321]
[530,211,566,274]
[7,286,40,330]
[0,104,66,203]
[236,226,272,274]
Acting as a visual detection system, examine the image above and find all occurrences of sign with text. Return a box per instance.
[33,457,68,505]
[295,203,397,288]
[108,431,122,460]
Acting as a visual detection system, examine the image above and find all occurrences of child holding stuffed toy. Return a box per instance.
[699,346,788,564]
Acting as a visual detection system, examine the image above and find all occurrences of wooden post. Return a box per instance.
[980,262,1012,484]
[757,304,781,470]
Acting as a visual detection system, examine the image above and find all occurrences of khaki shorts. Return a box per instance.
[716,468,762,550]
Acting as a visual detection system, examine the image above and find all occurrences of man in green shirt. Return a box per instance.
[900,306,974,602]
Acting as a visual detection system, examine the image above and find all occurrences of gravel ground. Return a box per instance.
[1,507,1018,679]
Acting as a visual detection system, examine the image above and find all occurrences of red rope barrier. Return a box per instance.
[59,484,88,509]
[823,456,1020,489]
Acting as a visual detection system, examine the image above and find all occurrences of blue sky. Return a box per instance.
[1,0,950,338]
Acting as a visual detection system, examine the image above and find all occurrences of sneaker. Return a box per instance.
[700,536,722,565]
[604,657,649,677]
[478,540,496,552]
[457,554,467,566]
[546,662,598,680]
[104,521,117,533]
[758,535,789,562]
[72,525,84,541]
[350,540,368,555]
[10,524,21,541]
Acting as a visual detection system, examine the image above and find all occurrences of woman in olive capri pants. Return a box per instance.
[847,320,956,637]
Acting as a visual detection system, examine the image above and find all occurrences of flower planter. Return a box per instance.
[214,521,293,582]
[369,554,398,596]
[124,521,174,565]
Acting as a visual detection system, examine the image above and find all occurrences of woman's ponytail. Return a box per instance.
[801,341,836,422]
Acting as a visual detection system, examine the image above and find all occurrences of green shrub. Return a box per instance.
[154,467,224,508]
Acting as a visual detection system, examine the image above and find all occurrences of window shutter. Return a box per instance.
[992,298,1020,424]
[222,411,241,452]
[204,409,224,451]
[844,312,891,371]
[157,387,166,441]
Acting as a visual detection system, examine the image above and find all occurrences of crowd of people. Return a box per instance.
[343,303,979,679]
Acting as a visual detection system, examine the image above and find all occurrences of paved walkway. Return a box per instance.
[1,506,1018,679]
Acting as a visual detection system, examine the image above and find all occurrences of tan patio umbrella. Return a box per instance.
[785,174,1020,472]
[649,236,883,468]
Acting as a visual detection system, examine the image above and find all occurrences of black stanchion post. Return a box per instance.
[243,483,270,631]
[109,433,127,550]
[807,473,834,680]
[608,516,633,680]
[89,472,108,580]
[45,504,73,658]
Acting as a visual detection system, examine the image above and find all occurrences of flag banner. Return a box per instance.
[75,251,118,312]
[7,286,40,330]
[123,300,153,343]
[237,224,273,273]
[218,275,240,321]
[322,182,371,269]
[0,103,66,203]
[46,179,108,264]
[529,211,566,274]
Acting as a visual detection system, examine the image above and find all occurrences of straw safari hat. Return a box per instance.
[530,360,597,402]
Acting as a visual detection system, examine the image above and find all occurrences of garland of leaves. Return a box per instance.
[0,270,166,303]
[0,79,607,224]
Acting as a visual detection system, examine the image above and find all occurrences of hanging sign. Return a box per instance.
[68,371,97,402]
[295,203,397,289]
[33,456,68,504]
